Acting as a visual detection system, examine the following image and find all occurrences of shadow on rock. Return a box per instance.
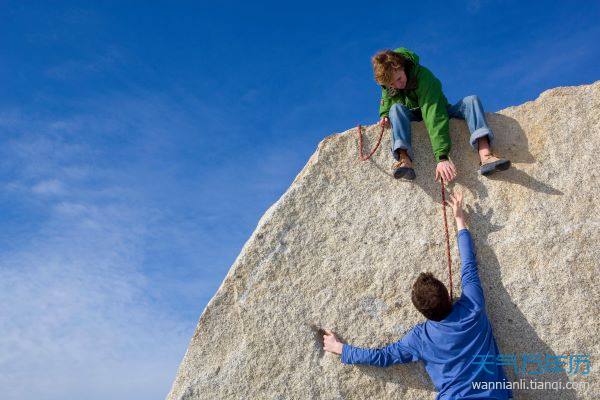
[469,205,577,399]
[361,113,562,202]
[485,168,563,195]
[338,206,578,398]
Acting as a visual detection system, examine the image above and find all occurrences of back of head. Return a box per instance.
[371,49,412,86]
[411,272,452,321]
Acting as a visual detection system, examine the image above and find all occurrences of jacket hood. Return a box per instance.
[393,47,420,70]
[387,47,420,92]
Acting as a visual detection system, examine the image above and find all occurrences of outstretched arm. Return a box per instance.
[416,67,456,182]
[447,191,485,310]
[323,329,420,367]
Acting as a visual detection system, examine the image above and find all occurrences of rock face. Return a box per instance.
[167,82,600,400]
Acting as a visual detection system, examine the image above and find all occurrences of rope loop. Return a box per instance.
[357,124,385,161]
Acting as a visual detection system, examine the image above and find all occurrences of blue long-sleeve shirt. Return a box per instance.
[341,229,512,399]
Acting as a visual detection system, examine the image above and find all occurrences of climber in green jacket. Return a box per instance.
[372,47,511,181]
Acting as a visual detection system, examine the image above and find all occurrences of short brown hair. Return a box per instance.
[411,272,452,321]
[371,49,411,86]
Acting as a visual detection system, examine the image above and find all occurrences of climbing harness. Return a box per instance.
[356,124,454,300]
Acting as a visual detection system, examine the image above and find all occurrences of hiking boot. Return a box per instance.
[392,158,416,180]
[479,153,511,175]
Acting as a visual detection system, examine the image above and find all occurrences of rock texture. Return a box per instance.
[167,81,600,399]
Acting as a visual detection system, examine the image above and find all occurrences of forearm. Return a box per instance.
[378,86,392,118]
[429,127,451,161]
[421,102,451,161]
[341,344,392,367]
[457,228,475,263]
[457,228,484,306]
[379,100,391,118]
[455,215,467,231]
[341,338,418,367]
[417,73,451,161]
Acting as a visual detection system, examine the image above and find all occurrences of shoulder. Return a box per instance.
[416,65,439,83]
[454,295,486,316]
[415,66,445,96]
[406,322,425,338]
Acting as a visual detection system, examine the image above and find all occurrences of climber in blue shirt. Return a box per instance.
[323,191,512,399]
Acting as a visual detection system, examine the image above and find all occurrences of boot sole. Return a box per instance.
[394,167,416,180]
[480,159,511,175]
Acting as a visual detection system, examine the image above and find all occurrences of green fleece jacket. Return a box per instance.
[379,47,451,162]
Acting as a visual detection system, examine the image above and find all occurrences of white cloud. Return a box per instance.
[0,111,192,400]
[31,179,66,195]
[0,70,302,399]
[0,235,189,400]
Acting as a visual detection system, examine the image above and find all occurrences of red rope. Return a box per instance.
[356,124,454,300]
[440,178,454,300]
[357,124,385,161]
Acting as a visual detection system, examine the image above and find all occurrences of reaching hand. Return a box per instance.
[435,160,457,183]
[447,190,463,216]
[379,116,390,129]
[447,190,466,230]
[323,329,344,355]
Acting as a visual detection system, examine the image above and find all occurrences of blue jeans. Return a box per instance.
[388,95,494,161]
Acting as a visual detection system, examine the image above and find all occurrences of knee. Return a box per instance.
[464,95,480,104]
[389,103,410,116]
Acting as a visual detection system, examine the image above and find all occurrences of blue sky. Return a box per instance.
[0,1,598,399]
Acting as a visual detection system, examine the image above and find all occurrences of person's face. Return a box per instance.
[389,68,407,89]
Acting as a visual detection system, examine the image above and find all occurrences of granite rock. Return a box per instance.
[167,81,600,399]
